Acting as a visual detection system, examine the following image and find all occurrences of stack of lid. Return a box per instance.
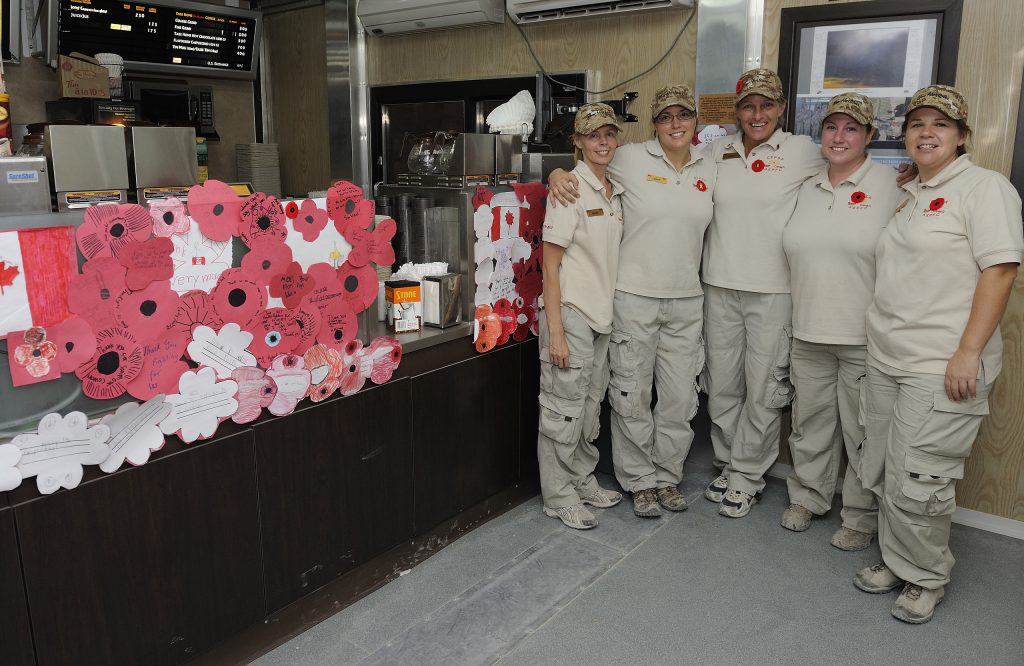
[236,143,281,197]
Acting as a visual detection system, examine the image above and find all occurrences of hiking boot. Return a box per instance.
[831,526,874,551]
[578,486,622,509]
[704,475,729,503]
[656,485,688,512]
[892,583,944,624]
[632,488,662,518]
[543,503,597,530]
[781,504,812,531]
[854,563,902,594]
[719,490,757,518]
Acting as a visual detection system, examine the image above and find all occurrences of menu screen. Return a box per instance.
[58,0,258,76]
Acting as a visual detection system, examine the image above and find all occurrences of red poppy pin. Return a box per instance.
[735,79,743,94]
[695,179,707,192]
[850,191,866,204]
[929,197,945,211]
[284,201,300,219]
[751,160,765,173]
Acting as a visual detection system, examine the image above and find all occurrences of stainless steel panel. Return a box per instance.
[44,125,129,192]
[0,157,53,215]
[694,0,748,102]
[516,153,574,184]
[325,0,370,192]
[127,127,199,187]
[448,133,496,176]
[494,136,523,175]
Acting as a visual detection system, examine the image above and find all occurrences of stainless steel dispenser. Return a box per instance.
[126,126,199,203]
[44,125,130,211]
[0,156,52,215]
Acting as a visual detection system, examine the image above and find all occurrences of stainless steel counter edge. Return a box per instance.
[363,319,473,353]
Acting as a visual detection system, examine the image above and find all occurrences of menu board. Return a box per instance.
[58,0,260,78]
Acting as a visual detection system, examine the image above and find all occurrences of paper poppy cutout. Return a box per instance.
[168,224,233,294]
[929,197,945,211]
[851,191,866,204]
[472,186,494,210]
[304,344,343,402]
[512,257,543,307]
[751,160,765,173]
[51,316,97,373]
[512,298,537,342]
[239,192,288,247]
[0,444,21,492]
[187,180,242,242]
[269,261,316,310]
[116,281,181,333]
[337,261,378,313]
[68,257,128,332]
[493,298,516,346]
[512,182,548,240]
[265,354,311,416]
[474,304,500,353]
[170,290,224,338]
[338,339,367,396]
[9,327,61,386]
[12,412,110,495]
[125,330,190,402]
[98,396,172,473]
[284,201,300,219]
[210,267,267,327]
[149,197,190,237]
[75,326,144,400]
[316,298,358,350]
[695,179,707,192]
[231,366,277,424]
[188,323,257,379]
[364,336,402,385]
[291,301,322,355]
[245,307,300,367]
[343,216,397,268]
[118,236,174,291]
[326,181,373,231]
[76,204,153,260]
[160,366,239,443]
[241,237,294,287]
[294,199,330,243]
[303,263,346,314]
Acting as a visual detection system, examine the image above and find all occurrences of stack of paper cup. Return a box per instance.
[94,53,124,100]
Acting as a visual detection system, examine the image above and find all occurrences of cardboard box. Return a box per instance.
[385,280,422,333]
[56,54,111,100]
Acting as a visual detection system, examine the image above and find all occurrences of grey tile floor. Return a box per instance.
[253,440,1024,666]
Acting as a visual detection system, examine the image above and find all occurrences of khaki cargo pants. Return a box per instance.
[607,290,704,493]
[859,356,989,589]
[703,285,793,496]
[785,339,877,533]
[537,305,610,509]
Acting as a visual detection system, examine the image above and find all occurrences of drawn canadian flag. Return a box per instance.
[0,227,77,339]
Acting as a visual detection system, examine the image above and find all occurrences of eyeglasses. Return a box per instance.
[654,110,695,124]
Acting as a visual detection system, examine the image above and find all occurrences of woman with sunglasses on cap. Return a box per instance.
[546,86,717,519]
[852,85,1022,623]
[537,102,626,530]
[778,93,902,550]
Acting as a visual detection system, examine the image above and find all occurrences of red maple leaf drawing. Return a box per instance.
[0,261,20,295]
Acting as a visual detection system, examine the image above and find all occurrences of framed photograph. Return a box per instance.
[778,0,963,151]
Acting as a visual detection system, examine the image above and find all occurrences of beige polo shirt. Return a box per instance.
[607,140,717,298]
[866,154,1024,379]
[702,128,825,293]
[783,158,903,345]
[541,160,624,333]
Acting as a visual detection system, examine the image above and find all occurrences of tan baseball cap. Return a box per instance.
[735,69,785,105]
[822,92,874,126]
[651,84,697,119]
[905,84,969,121]
[574,102,623,135]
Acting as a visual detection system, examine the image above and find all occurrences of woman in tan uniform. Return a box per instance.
[853,85,1022,623]
[537,102,626,530]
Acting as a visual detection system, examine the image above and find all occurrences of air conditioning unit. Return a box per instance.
[507,0,692,24]
[358,0,505,36]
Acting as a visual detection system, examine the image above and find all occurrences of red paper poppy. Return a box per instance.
[239,192,288,247]
[513,262,543,307]
[187,180,242,242]
[338,339,367,396]
[303,262,345,315]
[364,336,402,385]
[125,330,190,401]
[290,300,322,355]
[13,327,58,378]
[851,191,867,204]
[493,298,516,346]
[512,182,548,238]
[169,290,224,338]
[245,307,300,367]
[149,197,190,237]
[284,201,300,219]
[76,204,153,260]
[116,282,181,333]
[474,304,500,353]
[268,261,316,310]
[241,237,294,287]
[231,366,277,424]
[51,316,97,373]
[343,216,397,268]
[75,326,144,400]
[695,179,707,192]
[929,197,945,211]
[472,186,494,209]
[266,354,311,416]
[336,261,379,313]
[68,257,129,332]
[511,297,537,343]
[316,298,358,350]
[294,199,330,243]
[119,236,175,291]
[326,181,373,232]
[751,160,765,173]
[304,344,343,402]
[210,267,267,327]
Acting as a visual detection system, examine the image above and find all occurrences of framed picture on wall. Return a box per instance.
[778,0,964,151]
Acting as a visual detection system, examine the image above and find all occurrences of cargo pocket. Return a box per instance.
[764,325,794,409]
[607,375,640,419]
[608,331,635,378]
[539,354,584,402]
[538,393,584,445]
[921,390,989,459]
[893,449,963,518]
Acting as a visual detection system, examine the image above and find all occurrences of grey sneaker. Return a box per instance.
[578,486,622,509]
[892,583,944,624]
[719,489,757,518]
[854,563,902,594]
[704,475,729,503]
[543,503,597,530]
[656,485,689,511]
[781,504,812,531]
[632,488,662,518]
[831,526,874,551]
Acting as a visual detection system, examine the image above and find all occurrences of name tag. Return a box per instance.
[722,151,741,160]
[586,208,604,217]
[646,174,668,184]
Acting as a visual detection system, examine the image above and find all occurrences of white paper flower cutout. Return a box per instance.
[13,412,111,495]
[99,396,173,473]
[187,323,258,379]
[0,444,22,492]
[160,367,239,443]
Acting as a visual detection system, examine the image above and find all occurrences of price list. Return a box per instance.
[59,0,256,72]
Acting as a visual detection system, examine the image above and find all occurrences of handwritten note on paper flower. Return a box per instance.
[160,367,239,443]
[265,354,311,416]
[119,236,175,291]
[0,444,22,492]
[125,331,189,401]
[268,261,316,310]
[170,225,233,294]
[187,323,257,379]
[99,396,173,473]
[13,412,111,494]
[75,327,144,400]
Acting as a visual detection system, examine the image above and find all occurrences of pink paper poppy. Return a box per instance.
[290,300,322,355]
[316,298,358,351]
[303,263,345,315]
[169,290,224,339]
[116,282,181,333]
[75,326,144,400]
[76,204,153,261]
[210,267,267,327]
[493,298,516,346]
[14,327,58,378]
[294,199,330,242]
[125,330,190,401]
[343,216,396,268]
[231,366,278,424]
[119,236,175,291]
[187,180,243,242]
[338,339,367,396]
[474,304,500,353]
[304,344,343,402]
[336,261,379,313]
[51,316,97,373]
[268,261,316,310]
[326,180,373,233]
[363,336,402,385]
[245,307,300,367]
[472,186,494,209]
[265,354,311,416]
[149,197,190,237]
[241,237,294,287]
[68,257,129,332]
[239,192,288,247]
